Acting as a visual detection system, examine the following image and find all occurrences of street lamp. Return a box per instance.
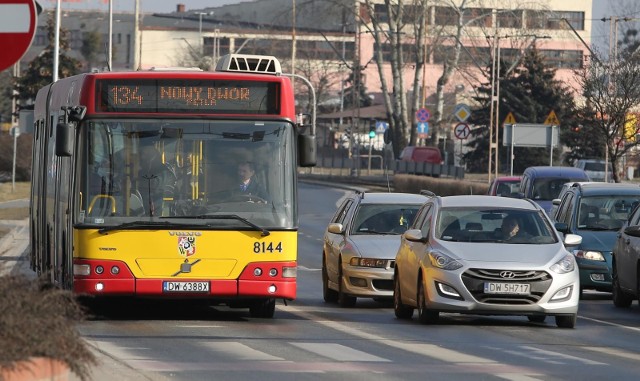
[195,11,214,54]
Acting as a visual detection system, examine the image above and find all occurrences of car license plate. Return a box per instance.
[484,282,530,295]
[163,281,210,293]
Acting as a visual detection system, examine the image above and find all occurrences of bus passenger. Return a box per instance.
[137,143,177,216]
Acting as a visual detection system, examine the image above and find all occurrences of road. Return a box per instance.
[11,183,640,380]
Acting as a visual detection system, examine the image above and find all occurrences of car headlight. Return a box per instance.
[428,251,463,271]
[550,254,576,274]
[573,249,605,261]
[349,257,389,268]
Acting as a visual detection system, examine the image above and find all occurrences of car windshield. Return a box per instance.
[75,119,296,229]
[532,178,584,201]
[578,195,640,231]
[351,204,422,235]
[436,207,557,244]
[495,180,520,197]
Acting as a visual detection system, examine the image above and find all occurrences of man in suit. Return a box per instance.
[236,161,268,201]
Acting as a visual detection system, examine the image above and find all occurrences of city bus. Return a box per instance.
[29,54,316,318]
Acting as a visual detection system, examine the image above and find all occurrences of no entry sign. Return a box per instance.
[0,0,37,72]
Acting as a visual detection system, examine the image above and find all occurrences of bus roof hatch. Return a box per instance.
[215,54,282,76]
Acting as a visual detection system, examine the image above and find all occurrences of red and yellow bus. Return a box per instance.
[30,54,316,318]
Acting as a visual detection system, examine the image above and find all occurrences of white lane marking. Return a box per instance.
[85,339,152,360]
[401,343,494,363]
[291,342,390,362]
[176,325,223,328]
[580,315,640,333]
[496,374,545,381]
[582,346,640,361]
[0,5,31,33]
[199,341,284,361]
[297,265,320,271]
[519,345,605,365]
[281,305,497,365]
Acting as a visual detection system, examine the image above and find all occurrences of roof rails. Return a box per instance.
[215,54,282,75]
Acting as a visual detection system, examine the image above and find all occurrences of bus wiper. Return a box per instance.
[162,214,270,236]
[97,220,174,234]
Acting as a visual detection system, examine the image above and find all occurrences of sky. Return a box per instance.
[38,0,244,13]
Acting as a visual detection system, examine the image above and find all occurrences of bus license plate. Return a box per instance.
[484,282,530,295]
[163,281,210,293]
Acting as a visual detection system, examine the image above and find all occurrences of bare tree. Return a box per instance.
[575,52,640,182]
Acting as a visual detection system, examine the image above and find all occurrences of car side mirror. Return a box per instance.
[403,229,426,242]
[327,223,344,234]
[624,225,640,238]
[555,222,569,234]
[563,233,582,247]
[552,198,561,206]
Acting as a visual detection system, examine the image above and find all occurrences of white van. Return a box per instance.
[574,159,613,182]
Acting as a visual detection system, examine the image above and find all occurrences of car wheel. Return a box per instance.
[555,314,576,328]
[249,298,276,318]
[417,279,439,324]
[322,255,338,303]
[612,265,633,308]
[338,263,357,308]
[393,273,413,319]
[527,315,546,323]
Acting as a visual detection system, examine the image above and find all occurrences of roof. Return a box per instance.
[493,176,521,182]
[571,182,640,196]
[523,166,589,178]
[440,195,538,210]
[318,104,388,120]
[357,192,430,204]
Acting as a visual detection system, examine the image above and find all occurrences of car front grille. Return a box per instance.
[461,268,553,304]
[372,279,393,291]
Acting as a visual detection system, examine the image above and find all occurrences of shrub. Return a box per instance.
[394,174,489,196]
[0,133,32,182]
[0,274,95,381]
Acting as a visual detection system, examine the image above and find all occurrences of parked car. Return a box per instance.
[487,176,521,197]
[393,195,582,328]
[399,146,443,164]
[612,201,640,308]
[519,166,590,214]
[554,183,640,297]
[574,159,613,182]
[322,191,430,307]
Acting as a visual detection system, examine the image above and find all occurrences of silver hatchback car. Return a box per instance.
[394,195,582,328]
[323,191,430,307]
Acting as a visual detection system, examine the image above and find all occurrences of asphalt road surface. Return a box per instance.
[13,183,640,381]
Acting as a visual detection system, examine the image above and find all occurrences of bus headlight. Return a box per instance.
[282,266,297,278]
[74,264,91,276]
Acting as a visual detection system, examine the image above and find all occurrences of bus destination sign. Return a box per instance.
[96,79,279,114]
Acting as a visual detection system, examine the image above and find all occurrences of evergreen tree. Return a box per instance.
[14,12,82,107]
[463,47,577,173]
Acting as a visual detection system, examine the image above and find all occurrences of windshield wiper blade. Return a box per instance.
[162,214,270,236]
[97,220,174,235]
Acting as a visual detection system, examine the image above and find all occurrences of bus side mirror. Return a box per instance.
[55,122,73,157]
[298,134,316,167]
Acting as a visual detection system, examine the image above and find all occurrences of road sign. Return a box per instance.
[544,110,560,125]
[503,112,516,125]
[375,121,388,133]
[416,108,431,123]
[454,103,471,122]
[417,122,429,139]
[454,122,470,140]
[0,0,37,72]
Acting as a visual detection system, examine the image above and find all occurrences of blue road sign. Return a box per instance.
[376,121,389,133]
[417,122,429,134]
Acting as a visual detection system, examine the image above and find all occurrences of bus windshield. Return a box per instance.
[76,119,296,229]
